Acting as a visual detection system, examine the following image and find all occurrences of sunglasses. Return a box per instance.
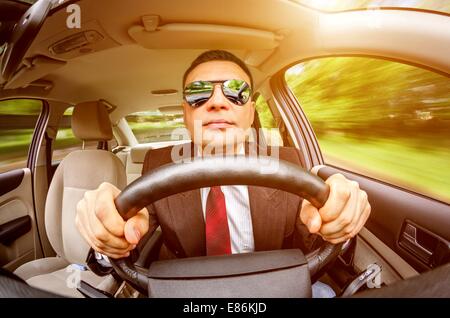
[183,79,252,107]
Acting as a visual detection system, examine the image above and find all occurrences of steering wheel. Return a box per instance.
[110,155,342,296]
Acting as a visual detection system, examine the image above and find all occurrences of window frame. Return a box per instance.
[254,92,288,147]
[0,98,49,174]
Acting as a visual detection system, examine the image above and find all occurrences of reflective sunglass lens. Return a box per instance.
[184,81,214,107]
[223,80,251,105]
[184,80,251,107]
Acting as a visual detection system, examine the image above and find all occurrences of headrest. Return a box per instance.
[72,100,113,141]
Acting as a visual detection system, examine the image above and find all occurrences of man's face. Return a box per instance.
[183,60,255,151]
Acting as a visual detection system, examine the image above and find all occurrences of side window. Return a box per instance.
[125,111,188,143]
[0,99,43,173]
[52,107,98,162]
[285,57,450,203]
[255,94,283,146]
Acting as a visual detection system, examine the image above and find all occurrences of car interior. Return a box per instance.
[0,0,449,298]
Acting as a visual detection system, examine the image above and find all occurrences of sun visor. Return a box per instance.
[4,56,65,89]
[128,23,282,51]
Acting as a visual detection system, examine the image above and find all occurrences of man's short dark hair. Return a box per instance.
[183,50,253,89]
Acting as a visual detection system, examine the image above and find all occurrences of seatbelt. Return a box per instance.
[44,132,53,186]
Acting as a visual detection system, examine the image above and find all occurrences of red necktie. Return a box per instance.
[205,186,232,256]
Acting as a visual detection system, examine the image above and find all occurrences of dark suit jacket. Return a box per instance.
[141,143,323,259]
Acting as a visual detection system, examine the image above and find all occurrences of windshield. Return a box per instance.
[126,110,188,144]
[295,0,450,14]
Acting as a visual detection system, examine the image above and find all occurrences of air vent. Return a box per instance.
[151,89,178,96]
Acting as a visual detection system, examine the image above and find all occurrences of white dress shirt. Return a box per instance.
[198,144,255,254]
[200,185,255,254]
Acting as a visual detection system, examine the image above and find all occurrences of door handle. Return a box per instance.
[0,216,31,246]
[401,223,433,257]
[399,221,450,268]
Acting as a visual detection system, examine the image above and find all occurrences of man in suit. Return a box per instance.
[76,51,370,294]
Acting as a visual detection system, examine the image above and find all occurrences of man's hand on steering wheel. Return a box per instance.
[76,173,370,260]
[75,182,150,259]
[300,173,371,244]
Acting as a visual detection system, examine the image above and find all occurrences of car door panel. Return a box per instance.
[355,228,418,286]
[0,215,32,246]
[316,165,450,273]
[0,168,38,271]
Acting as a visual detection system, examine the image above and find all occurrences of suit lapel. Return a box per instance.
[166,189,206,257]
[245,142,287,251]
[164,142,206,257]
[248,186,286,251]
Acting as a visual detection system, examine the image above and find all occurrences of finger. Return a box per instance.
[104,251,131,259]
[84,235,131,259]
[319,174,352,222]
[83,186,129,250]
[324,200,371,242]
[95,244,134,257]
[345,190,367,234]
[81,191,131,250]
[124,208,150,244]
[326,200,366,239]
[83,187,132,249]
[94,183,126,237]
[89,235,134,256]
[78,200,133,254]
[321,190,367,240]
[299,200,322,234]
[342,193,368,237]
[319,181,359,237]
[78,221,129,258]
[87,204,131,250]
[349,202,371,238]
[84,221,134,256]
[325,236,350,244]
